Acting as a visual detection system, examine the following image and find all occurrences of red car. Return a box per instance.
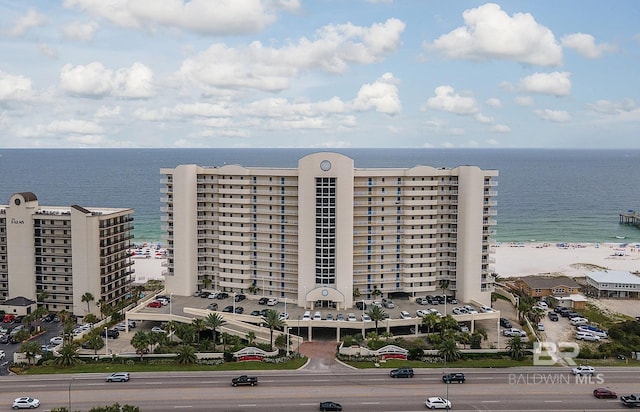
[593,388,617,399]
[147,300,162,308]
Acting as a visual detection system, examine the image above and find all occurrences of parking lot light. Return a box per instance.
[104,327,108,356]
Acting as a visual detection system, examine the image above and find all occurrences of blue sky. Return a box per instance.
[0,0,638,149]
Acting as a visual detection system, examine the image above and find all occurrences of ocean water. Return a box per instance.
[1,148,639,244]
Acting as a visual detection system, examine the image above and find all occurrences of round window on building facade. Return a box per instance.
[320,160,331,171]
[14,198,21,206]
[322,288,329,296]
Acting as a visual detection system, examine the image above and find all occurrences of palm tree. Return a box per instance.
[164,320,179,342]
[83,313,99,326]
[175,345,197,364]
[54,342,81,367]
[81,292,94,313]
[263,309,285,351]
[438,337,461,362]
[438,315,459,336]
[422,312,441,334]
[457,331,471,349]
[438,279,450,298]
[246,331,256,346]
[37,290,49,308]
[517,301,531,322]
[202,276,212,291]
[86,334,105,355]
[191,318,206,343]
[367,305,386,333]
[131,331,151,360]
[506,335,526,360]
[204,313,225,350]
[528,306,545,323]
[20,341,42,365]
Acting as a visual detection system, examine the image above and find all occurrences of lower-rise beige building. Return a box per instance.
[0,192,134,316]
[161,152,498,308]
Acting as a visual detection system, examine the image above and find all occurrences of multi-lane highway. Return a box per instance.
[1,367,638,411]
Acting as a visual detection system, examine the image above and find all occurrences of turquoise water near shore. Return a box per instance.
[1,148,639,245]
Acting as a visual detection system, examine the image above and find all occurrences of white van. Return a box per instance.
[570,317,588,326]
[536,301,548,310]
[302,311,311,320]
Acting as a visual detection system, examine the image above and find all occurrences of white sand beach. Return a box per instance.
[493,242,640,277]
[131,256,166,284]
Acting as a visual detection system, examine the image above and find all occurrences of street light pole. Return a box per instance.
[68,377,74,412]
[169,293,173,318]
[286,327,290,356]
[104,327,108,356]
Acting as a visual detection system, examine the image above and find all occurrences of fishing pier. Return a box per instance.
[620,210,640,228]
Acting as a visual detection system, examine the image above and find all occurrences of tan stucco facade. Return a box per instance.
[160,152,498,308]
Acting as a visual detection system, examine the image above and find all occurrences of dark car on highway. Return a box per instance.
[319,401,342,411]
[390,367,414,378]
[442,372,465,383]
[593,388,617,399]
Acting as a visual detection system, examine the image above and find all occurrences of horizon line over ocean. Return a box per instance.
[1,148,639,245]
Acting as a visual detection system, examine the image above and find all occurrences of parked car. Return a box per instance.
[267,298,279,306]
[572,365,596,376]
[234,306,244,314]
[147,300,162,308]
[425,397,451,409]
[416,309,430,317]
[325,313,334,321]
[361,314,372,322]
[347,313,357,322]
[593,388,617,398]
[442,372,465,383]
[234,294,246,302]
[250,310,261,316]
[576,331,600,342]
[536,301,549,310]
[278,313,289,321]
[382,298,395,308]
[336,313,345,322]
[12,397,40,409]
[0,349,5,359]
[319,401,342,411]
[537,323,545,331]
[463,305,478,314]
[500,317,512,328]
[216,292,229,299]
[150,326,165,333]
[222,305,234,313]
[446,296,457,304]
[480,305,495,313]
[106,372,130,382]
[399,311,412,319]
[49,336,64,345]
[570,317,589,326]
[548,312,559,321]
[258,297,269,305]
[503,328,526,337]
[105,329,120,339]
[207,302,219,311]
[314,311,322,320]
[389,367,414,378]
[452,307,468,315]
[355,301,367,310]
[577,325,608,338]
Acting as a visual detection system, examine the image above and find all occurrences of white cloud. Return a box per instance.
[352,73,401,115]
[59,62,155,98]
[561,33,615,59]
[14,119,104,138]
[519,72,571,97]
[37,43,56,58]
[0,71,35,101]
[6,8,48,36]
[425,86,479,115]
[486,98,501,108]
[62,20,99,41]
[515,96,534,106]
[428,3,562,66]
[535,109,572,122]
[474,113,493,124]
[94,105,121,119]
[586,98,636,114]
[491,124,511,133]
[63,0,297,35]
[176,19,405,92]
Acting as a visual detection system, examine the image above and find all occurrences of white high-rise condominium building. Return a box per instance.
[0,192,135,316]
[160,152,498,308]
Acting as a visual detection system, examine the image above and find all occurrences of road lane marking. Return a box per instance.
[299,403,316,406]
[362,402,380,405]
[173,406,193,409]
[238,404,256,407]
[544,400,563,402]
[481,401,500,403]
